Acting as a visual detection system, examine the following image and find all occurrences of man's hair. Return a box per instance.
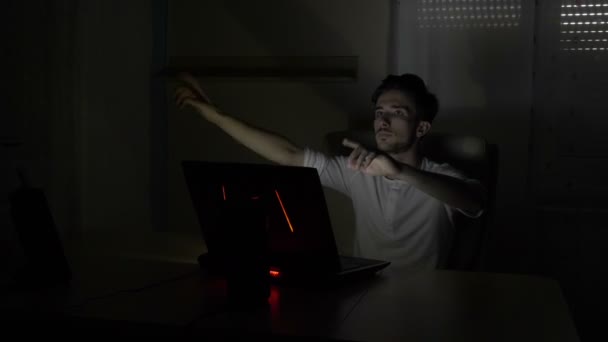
[371,74,439,123]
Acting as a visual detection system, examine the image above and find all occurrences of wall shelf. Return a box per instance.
[163,55,358,82]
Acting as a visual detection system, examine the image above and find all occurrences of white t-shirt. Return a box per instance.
[303,148,483,270]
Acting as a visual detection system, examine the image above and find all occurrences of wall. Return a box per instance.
[2,0,156,268]
[75,0,153,234]
[1,0,78,273]
[531,1,608,339]
[391,0,537,272]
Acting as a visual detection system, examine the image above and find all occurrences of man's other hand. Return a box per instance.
[342,138,400,177]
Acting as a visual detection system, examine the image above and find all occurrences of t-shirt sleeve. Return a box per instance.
[433,163,485,219]
[302,148,355,197]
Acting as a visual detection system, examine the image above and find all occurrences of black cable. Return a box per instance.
[63,270,200,309]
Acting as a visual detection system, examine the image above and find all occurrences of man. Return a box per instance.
[174,73,486,270]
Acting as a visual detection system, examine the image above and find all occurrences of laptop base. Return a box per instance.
[198,252,390,290]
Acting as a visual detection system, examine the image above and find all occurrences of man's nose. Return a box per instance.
[378,116,390,127]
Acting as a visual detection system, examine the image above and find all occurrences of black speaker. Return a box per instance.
[9,169,71,290]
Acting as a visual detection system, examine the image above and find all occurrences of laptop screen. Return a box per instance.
[182,161,342,276]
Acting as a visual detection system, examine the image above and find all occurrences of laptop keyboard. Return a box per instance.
[340,256,377,271]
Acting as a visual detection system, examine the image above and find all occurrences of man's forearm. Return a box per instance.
[394,164,486,215]
[194,103,304,166]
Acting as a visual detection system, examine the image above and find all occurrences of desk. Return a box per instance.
[1,257,580,341]
[335,269,579,341]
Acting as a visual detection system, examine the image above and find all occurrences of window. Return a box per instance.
[560,1,608,51]
[417,0,522,29]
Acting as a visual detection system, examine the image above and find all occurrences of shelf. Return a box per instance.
[162,55,358,82]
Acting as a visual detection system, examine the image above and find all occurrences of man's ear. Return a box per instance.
[416,121,432,138]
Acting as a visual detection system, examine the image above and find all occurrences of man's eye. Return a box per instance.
[375,111,384,118]
[395,111,410,119]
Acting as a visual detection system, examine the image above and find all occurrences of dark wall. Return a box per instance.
[1,0,78,274]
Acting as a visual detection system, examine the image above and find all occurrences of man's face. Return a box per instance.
[374,89,425,153]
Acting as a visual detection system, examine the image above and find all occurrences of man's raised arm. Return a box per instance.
[174,73,305,167]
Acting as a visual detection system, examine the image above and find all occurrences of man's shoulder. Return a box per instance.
[303,148,355,180]
[304,148,347,161]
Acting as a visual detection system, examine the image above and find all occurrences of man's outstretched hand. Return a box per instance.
[342,138,400,177]
[173,72,218,118]
[176,72,213,104]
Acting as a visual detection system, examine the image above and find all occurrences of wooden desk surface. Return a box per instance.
[1,258,580,341]
[2,255,200,312]
[335,268,580,342]
[190,277,373,338]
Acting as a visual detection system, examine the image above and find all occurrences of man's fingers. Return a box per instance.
[175,87,196,108]
[175,90,187,107]
[362,152,376,170]
[176,86,193,96]
[342,138,360,150]
[174,90,183,107]
[344,138,363,169]
[181,97,195,109]
[177,72,212,104]
[348,146,362,169]
[176,93,193,109]
[342,138,378,171]
[356,151,368,169]
[183,75,208,101]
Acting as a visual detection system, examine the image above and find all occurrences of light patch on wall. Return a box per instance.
[417,0,522,29]
[561,1,608,52]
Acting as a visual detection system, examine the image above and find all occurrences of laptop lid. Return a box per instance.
[182,160,343,277]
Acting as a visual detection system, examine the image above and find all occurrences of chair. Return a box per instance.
[325,130,498,271]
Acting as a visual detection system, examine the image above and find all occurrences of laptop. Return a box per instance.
[181,160,390,284]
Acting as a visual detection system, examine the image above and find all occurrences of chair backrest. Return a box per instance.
[325,130,498,271]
